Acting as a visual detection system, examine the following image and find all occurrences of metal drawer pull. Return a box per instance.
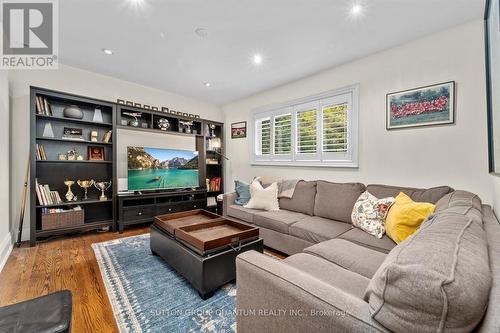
[137,211,143,216]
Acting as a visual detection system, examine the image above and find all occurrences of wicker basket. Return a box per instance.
[41,210,85,230]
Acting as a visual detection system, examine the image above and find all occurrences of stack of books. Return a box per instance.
[207,177,221,192]
[35,179,63,206]
[36,144,47,160]
[35,96,53,116]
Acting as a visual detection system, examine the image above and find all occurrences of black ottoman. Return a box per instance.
[0,290,72,333]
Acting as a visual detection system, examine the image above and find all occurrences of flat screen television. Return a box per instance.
[127,146,199,191]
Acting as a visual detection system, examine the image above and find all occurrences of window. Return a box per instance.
[253,85,358,167]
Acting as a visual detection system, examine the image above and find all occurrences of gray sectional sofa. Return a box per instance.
[223,181,500,333]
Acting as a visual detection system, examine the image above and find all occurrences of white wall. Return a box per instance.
[9,64,222,240]
[222,20,494,205]
[492,177,500,213]
[0,70,11,271]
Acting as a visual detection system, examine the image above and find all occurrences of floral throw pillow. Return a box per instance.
[351,191,395,238]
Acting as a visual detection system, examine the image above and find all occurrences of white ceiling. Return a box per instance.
[59,0,484,105]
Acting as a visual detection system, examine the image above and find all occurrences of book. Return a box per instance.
[102,130,112,143]
[35,96,43,115]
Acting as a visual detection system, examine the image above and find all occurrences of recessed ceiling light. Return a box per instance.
[203,82,211,87]
[350,4,363,15]
[253,54,263,65]
[102,48,113,55]
[160,32,166,39]
[195,28,208,38]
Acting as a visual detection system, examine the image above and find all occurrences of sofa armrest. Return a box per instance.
[236,251,388,333]
[223,192,237,216]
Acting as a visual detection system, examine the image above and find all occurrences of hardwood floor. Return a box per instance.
[0,225,285,333]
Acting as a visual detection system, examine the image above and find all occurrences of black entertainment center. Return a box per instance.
[29,86,224,246]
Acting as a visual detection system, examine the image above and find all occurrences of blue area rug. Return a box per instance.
[92,234,236,333]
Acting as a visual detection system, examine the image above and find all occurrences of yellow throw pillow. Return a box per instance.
[385,192,435,244]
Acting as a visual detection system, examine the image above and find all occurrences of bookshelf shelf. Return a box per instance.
[36,137,113,145]
[36,198,112,208]
[36,160,113,164]
[36,114,113,127]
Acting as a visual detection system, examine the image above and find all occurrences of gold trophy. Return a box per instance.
[77,179,95,200]
[64,180,75,201]
[94,181,112,201]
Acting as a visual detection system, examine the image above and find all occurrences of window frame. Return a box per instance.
[251,84,359,168]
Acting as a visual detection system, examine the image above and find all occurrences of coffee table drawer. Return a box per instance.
[123,205,156,221]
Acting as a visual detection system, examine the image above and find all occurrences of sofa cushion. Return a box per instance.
[226,204,261,223]
[365,212,491,333]
[278,181,317,216]
[253,210,308,234]
[288,216,351,243]
[338,228,396,254]
[304,239,387,279]
[366,184,452,204]
[435,190,482,224]
[314,181,365,223]
[284,253,370,299]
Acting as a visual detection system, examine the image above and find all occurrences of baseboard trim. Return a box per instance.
[0,232,14,273]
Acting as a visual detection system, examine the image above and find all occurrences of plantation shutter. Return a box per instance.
[296,109,317,154]
[322,102,348,153]
[255,117,271,156]
[274,113,292,155]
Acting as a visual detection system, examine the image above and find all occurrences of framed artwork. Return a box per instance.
[485,0,500,174]
[231,121,247,138]
[88,146,105,160]
[386,81,455,130]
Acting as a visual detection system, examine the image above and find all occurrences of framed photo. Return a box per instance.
[485,0,500,174]
[134,103,142,108]
[125,101,134,106]
[117,99,125,104]
[386,81,455,130]
[88,146,105,160]
[152,106,159,111]
[231,121,247,138]
[162,107,169,113]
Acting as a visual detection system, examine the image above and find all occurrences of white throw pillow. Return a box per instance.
[351,191,395,238]
[244,181,280,211]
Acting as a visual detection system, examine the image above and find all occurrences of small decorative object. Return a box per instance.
[182,112,189,117]
[134,103,142,108]
[176,111,183,116]
[162,107,169,113]
[42,122,55,138]
[179,120,193,134]
[485,0,500,173]
[90,130,98,142]
[123,112,142,127]
[92,107,103,123]
[188,113,195,118]
[58,153,67,161]
[77,179,95,200]
[143,105,151,110]
[64,180,75,201]
[209,124,216,138]
[62,127,84,141]
[386,81,455,130]
[157,118,170,131]
[120,119,128,126]
[63,105,84,119]
[117,99,125,104]
[102,130,112,143]
[88,146,104,160]
[194,115,200,119]
[126,101,134,106]
[152,106,159,111]
[94,181,112,201]
[66,148,80,161]
[141,123,149,128]
[169,109,177,115]
[231,121,247,138]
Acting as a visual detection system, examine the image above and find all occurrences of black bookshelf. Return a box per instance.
[29,87,225,246]
[30,87,116,246]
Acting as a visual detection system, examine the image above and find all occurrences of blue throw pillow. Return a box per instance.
[234,180,251,205]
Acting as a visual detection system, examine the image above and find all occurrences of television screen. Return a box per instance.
[127,146,199,191]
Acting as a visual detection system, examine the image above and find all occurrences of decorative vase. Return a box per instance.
[157,118,170,131]
[93,107,103,123]
[63,105,84,119]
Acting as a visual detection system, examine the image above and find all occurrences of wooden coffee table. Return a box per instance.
[150,209,263,299]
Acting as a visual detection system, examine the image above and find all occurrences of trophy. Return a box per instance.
[77,179,95,200]
[94,181,112,201]
[64,180,75,201]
